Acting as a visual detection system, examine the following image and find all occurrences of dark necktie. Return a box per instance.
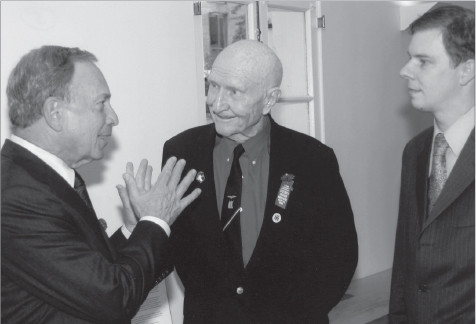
[428,133,449,214]
[74,172,108,231]
[221,144,245,261]
[74,171,94,211]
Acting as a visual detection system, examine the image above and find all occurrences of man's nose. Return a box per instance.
[106,105,119,126]
[400,61,413,79]
[214,88,230,113]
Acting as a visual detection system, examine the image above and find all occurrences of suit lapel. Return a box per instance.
[3,140,114,259]
[246,119,297,270]
[423,129,475,231]
[74,174,118,259]
[190,126,224,236]
[415,130,432,231]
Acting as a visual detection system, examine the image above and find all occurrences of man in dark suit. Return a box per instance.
[160,40,358,323]
[390,6,474,324]
[1,45,200,323]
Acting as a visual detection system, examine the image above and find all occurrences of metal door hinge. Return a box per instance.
[194,2,201,16]
[317,15,325,29]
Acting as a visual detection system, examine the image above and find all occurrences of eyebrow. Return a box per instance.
[96,93,111,101]
[207,77,247,92]
[407,51,432,59]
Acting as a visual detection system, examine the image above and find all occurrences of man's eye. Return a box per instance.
[419,60,426,66]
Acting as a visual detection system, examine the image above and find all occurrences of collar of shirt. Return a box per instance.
[433,106,475,157]
[10,134,75,187]
[214,116,271,162]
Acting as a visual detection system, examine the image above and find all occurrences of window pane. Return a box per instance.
[202,2,249,123]
[271,102,310,135]
[267,8,308,97]
[202,2,249,70]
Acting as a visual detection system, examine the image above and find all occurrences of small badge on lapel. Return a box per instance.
[275,173,294,209]
[272,213,281,223]
[196,171,205,183]
[98,218,107,231]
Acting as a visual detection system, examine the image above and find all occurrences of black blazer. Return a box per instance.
[163,118,358,324]
[1,140,172,324]
[389,127,475,324]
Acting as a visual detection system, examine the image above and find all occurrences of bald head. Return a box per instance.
[213,40,283,90]
[206,40,283,143]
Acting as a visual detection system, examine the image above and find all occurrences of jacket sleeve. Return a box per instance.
[301,149,358,317]
[1,184,170,324]
[388,148,410,324]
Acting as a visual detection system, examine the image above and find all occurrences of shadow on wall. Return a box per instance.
[77,136,119,186]
[399,101,434,137]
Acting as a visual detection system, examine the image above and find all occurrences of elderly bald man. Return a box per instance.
[123,40,358,323]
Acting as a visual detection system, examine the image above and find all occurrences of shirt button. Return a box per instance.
[227,158,230,162]
[237,287,244,294]
[252,161,256,165]
[419,284,429,292]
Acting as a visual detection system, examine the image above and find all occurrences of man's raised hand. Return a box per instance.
[122,157,201,226]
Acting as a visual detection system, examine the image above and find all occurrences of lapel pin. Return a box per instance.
[98,218,107,231]
[196,171,205,183]
[275,173,295,209]
[272,213,281,223]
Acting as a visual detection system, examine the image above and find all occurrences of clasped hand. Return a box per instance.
[117,157,201,231]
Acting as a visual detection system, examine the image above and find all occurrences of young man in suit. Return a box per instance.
[1,46,200,323]
[390,6,475,323]
[160,40,358,323]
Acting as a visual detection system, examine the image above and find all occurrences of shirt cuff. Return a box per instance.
[120,217,171,239]
[140,216,171,237]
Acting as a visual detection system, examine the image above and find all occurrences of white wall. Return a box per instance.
[1,1,201,322]
[320,1,433,279]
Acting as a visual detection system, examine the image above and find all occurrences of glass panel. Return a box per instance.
[202,2,249,70]
[267,8,308,97]
[202,2,249,123]
[271,102,310,135]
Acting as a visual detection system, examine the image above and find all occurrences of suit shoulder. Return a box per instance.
[165,124,213,146]
[276,123,333,156]
[404,126,433,152]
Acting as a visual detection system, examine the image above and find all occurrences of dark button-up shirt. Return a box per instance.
[213,118,271,266]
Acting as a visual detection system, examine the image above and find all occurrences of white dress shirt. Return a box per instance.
[10,135,170,237]
[430,107,475,177]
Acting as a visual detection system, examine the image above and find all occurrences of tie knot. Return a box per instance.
[233,144,245,161]
[433,133,449,156]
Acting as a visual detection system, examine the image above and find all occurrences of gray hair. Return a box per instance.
[7,45,97,128]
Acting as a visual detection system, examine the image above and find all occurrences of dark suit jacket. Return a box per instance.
[1,139,172,324]
[163,118,358,324]
[389,127,475,324]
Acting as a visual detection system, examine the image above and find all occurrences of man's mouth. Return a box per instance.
[214,114,236,121]
[408,88,421,95]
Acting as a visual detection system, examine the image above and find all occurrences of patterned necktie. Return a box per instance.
[428,133,450,213]
[74,171,94,211]
[221,144,245,258]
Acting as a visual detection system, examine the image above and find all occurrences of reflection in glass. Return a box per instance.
[202,2,248,71]
[202,2,249,123]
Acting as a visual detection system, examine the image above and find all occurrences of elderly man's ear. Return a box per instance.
[263,87,282,115]
[43,97,64,132]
